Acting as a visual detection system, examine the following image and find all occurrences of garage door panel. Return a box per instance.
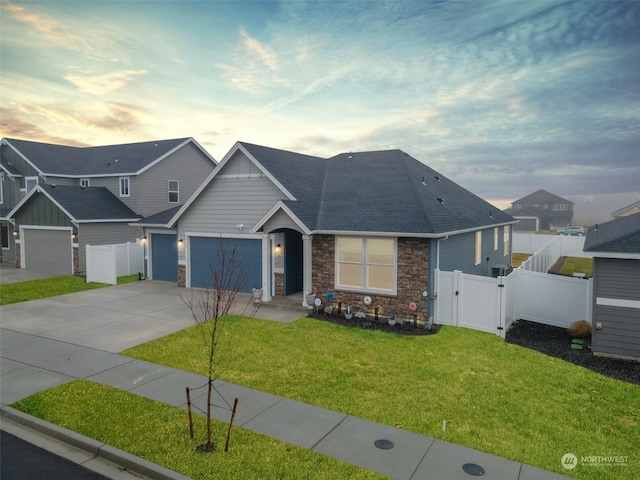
[151,234,178,282]
[23,229,72,274]
[190,237,261,293]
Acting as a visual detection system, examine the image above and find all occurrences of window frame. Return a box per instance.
[335,236,397,295]
[503,225,510,256]
[119,176,130,197]
[493,227,498,251]
[1,225,8,249]
[24,176,38,193]
[475,231,482,265]
[168,180,179,204]
[80,178,90,188]
[0,178,3,204]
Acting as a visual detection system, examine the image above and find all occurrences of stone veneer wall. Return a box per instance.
[73,247,80,274]
[311,235,429,321]
[274,272,285,296]
[178,264,186,287]
[14,243,21,268]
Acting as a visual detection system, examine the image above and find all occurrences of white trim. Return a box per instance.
[168,179,179,204]
[2,139,45,177]
[596,297,640,309]
[80,178,90,187]
[185,231,263,240]
[167,141,296,227]
[335,236,397,295]
[251,201,312,235]
[7,185,78,224]
[22,176,38,193]
[588,252,640,260]
[311,221,518,239]
[119,176,130,197]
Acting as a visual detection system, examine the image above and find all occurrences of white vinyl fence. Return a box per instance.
[86,241,144,285]
[433,268,592,337]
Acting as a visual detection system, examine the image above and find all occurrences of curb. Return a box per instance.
[1,406,192,480]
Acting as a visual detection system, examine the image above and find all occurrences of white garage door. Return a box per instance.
[23,228,72,274]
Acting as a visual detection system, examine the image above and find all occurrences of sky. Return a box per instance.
[1,0,639,219]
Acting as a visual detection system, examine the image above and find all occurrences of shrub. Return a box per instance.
[567,320,592,338]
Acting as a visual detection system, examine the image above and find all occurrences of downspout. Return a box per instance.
[430,235,448,323]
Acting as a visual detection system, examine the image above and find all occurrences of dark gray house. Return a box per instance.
[141,141,516,322]
[1,137,216,274]
[584,213,640,361]
[504,189,573,231]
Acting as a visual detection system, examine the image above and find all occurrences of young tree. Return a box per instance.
[181,241,260,451]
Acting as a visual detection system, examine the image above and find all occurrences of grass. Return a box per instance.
[0,274,140,306]
[11,380,382,480]
[511,253,531,268]
[118,316,640,480]
[559,257,593,278]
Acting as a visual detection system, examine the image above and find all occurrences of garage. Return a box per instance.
[190,237,262,293]
[150,233,178,282]
[22,227,72,274]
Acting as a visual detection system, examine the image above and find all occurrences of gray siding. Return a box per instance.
[1,144,40,204]
[78,223,142,272]
[592,257,640,359]
[438,227,511,276]
[263,209,303,233]
[1,175,18,210]
[15,194,73,229]
[44,176,76,186]
[130,142,216,217]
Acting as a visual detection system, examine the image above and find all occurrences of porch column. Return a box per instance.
[261,234,272,302]
[302,234,312,307]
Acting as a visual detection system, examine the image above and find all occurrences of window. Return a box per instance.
[475,231,482,265]
[119,177,130,197]
[25,176,38,193]
[493,227,498,251]
[80,178,90,187]
[503,225,510,256]
[0,180,3,204]
[553,204,568,211]
[336,237,395,293]
[168,180,179,203]
[1,225,8,248]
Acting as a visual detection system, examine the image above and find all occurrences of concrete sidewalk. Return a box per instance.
[0,281,574,480]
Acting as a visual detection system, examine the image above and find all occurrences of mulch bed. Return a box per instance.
[506,319,639,385]
[307,310,440,336]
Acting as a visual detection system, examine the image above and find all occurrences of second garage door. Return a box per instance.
[190,237,262,293]
[22,228,72,274]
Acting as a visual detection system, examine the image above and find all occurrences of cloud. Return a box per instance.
[82,102,148,137]
[0,108,89,146]
[63,69,147,96]
[2,1,93,53]
[239,28,278,70]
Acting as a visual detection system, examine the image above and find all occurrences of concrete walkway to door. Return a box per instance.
[1,278,573,480]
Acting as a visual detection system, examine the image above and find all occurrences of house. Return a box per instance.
[612,200,640,219]
[584,212,640,361]
[1,137,216,274]
[141,141,516,322]
[504,189,573,231]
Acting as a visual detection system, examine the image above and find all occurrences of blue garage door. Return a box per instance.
[190,237,262,293]
[151,233,178,282]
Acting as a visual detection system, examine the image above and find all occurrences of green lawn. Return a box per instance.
[12,380,382,480]
[511,253,531,268]
[559,257,593,278]
[116,316,639,480]
[0,274,140,306]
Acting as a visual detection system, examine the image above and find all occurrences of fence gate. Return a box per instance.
[434,269,507,337]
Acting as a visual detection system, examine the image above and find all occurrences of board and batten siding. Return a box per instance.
[78,223,141,272]
[1,144,40,204]
[14,193,73,229]
[592,257,640,359]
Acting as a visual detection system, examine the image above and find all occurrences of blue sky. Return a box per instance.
[1,0,638,213]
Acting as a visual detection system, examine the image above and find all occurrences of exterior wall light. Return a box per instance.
[275,243,283,257]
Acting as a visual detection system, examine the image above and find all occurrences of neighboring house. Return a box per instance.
[0,137,216,274]
[584,212,640,361]
[612,200,640,219]
[141,141,516,322]
[504,189,573,231]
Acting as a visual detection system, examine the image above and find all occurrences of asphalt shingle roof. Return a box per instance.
[4,138,191,176]
[584,212,640,254]
[38,184,141,221]
[239,143,514,235]
[136,205,183,226]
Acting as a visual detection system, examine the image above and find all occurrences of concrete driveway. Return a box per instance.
[0,263,60,284]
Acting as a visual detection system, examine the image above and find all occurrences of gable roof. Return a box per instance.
[510,189,573,207]
[9,184,141,223]
[178,141,515,237]
[135,205,182,227]
[1,137,215,177]
[584,212,640,254]
[612,200,640,218]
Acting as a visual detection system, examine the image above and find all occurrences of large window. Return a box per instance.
[503,225,510,256]
[119,176,130,197]
[168,180,179,203]
[336,237,396,293]
[475,231,482,265]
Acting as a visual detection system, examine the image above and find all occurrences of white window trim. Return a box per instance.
[475,231,482,265]
[168,180,179,204]
[80,178,90,187]
[119,176,130,197]
[23,176,38,193]
[335,236,397,295]
[493,227,498,251]
[0,179,3,204]
[503,225,510,256]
